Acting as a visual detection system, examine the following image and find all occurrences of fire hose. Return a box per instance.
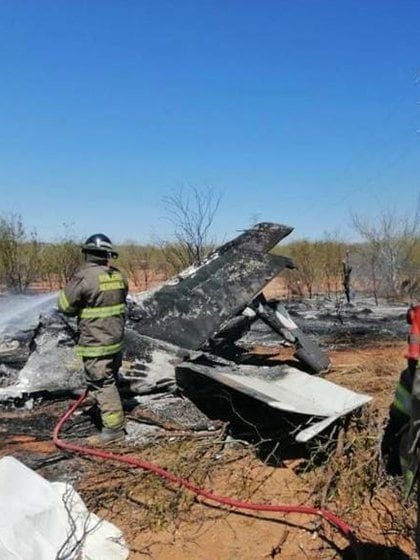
[53,392,359,555]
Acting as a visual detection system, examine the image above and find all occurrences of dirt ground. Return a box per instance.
[1,339,416,560]
[86,342,415,560]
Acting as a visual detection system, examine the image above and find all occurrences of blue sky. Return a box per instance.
[0,0,419,245]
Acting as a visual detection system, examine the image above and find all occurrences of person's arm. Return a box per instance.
[58,273,84,316]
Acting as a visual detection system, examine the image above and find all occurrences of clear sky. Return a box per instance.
[0,0,419,245]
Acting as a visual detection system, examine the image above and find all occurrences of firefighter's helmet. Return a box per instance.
[81,233,118,258]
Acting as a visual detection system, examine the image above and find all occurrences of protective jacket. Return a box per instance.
[58,262,128,358]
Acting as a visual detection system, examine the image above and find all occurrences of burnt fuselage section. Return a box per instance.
[130,223,294,350]
[129,222,329,373]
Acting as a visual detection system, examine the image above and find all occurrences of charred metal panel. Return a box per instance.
[253,296,331,372]
[131,249,293,349]
[176,358,372,442]
[122,330,188,394]
[216,222,293,256]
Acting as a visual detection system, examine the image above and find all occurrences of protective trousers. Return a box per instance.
[83,352,125,430]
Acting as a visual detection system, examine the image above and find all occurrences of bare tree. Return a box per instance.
[318,234,346,299]
[56,225,83,285]
[399,236,420,300]
[0,213,41,292]
[119,242,156,289]
[161,185,222,271]
[284,240,320,298]
[351,200,420,300]
[41,224,82,288]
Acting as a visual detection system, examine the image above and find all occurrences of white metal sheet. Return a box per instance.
[193,363,371,441]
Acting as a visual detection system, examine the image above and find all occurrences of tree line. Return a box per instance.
[276,203,419,303]
[0,204,418,303]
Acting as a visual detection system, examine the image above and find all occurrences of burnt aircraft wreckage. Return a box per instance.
[0,223,371,443]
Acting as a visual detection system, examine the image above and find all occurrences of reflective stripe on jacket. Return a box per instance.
[58,262,128,357]
[391,368,413,417]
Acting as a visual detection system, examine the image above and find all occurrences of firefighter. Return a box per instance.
[382,304,420,553]
[58,233,129,446]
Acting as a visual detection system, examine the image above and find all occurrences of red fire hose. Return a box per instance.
[53,392,357,550]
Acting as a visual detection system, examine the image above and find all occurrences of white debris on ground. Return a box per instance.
[0,331,82,400]
[0,456,129,560]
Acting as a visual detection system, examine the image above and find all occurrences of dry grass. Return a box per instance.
[73,341,416,559]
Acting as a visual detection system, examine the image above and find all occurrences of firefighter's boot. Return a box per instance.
[87,426,125,447]
[87,409,125,447]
